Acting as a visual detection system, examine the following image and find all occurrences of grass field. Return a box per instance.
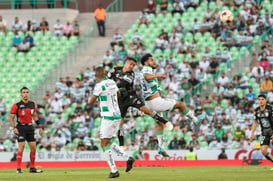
[1,166,273,181]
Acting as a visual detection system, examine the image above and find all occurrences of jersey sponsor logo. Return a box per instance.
[20,105,25,108]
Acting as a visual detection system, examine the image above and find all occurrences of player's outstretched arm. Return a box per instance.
[249,120,258,142]
[144,73,166,80]
[88,95,98,105]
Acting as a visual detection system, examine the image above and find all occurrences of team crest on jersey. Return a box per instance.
[22,110,25,115]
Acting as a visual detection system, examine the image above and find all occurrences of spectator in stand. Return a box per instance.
[24,32,35,47]
[102,50,114,68]
[217,72,229,88]
[189,73,199,88]
[0,98,6,117]
[0,138,7,152]
[18,39,30,53]
[63,21,73,38]
[223,0,233,7]
[40,131,56,151]
[138,10,149,26]
[137,43,147,55]
[147,0,157,14]
[177,38,190,54]
[204,8,213,21]
[214,123,225,141]
[118,45,127,62]
[12,17,23,33]
[259,54,270,71]
[89,140,98,151]
[153,35,167,52]
[172,0,184,15]
[73,20,81,37]
[40,17,49,34]
[54,19,64,37]
[181,77,193,95]
[184,0,199,9]
[235,30,253,47]
[94,4,106,37]
[260,74,273,94]
[0,15,7,35]
[233,125,245,141]
[190,18,201,34]
[168,134,179,150]
[159,0,168,14]
[128,29,143,49]
[110,29,124,48]
[199,57,210,73]
[53,131,66,150]
[218,148,228,159]
[245,87,256,106]
[223,83,235,101]
[131,48,141,62]
[207,56,219,75]
[77,141,87,151]
[23,20,34,33]
[12,32,22,48]
[238,73,249,89]
[212,83,224,100]
[175,19,185,35]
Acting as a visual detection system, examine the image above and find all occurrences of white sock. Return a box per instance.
[111,142,129,160]
[157,134,165,150]
[104,149,118,173]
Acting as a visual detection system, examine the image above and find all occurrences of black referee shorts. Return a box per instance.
[16,124,35,142]
[118,94,145,118]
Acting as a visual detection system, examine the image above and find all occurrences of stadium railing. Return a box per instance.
[0,0,78,9]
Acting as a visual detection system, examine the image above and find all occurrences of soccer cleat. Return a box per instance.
[185,111,198,124]
[126,157,135,172]
[165,122,174,131]
[29,167,43,173]
[108,171,120,178]
[158,148,170,157]
[16,168,23,174]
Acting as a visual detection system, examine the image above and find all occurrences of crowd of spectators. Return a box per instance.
[1,0,273,154]
[2,15,82,53]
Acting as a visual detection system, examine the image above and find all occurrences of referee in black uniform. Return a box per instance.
[250,94,273,162]
[10,87,43,174]
[107,57,173,146]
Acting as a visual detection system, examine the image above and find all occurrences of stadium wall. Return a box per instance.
[1,149,272,162]
[0,9,79,27]
[0,0,147,12]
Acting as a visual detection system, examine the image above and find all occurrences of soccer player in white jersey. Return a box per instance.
[140,53,198,157]
[88,67,134,178]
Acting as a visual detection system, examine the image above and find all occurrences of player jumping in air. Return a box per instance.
[107,57,173,149]
[140,53,198,157]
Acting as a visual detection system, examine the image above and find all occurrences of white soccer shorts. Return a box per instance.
[145,97,176,113]
[100,118,120,139]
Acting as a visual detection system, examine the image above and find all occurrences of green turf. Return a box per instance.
[0,166,272,181]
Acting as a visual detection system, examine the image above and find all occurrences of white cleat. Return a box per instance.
[186,111,198,124]
[165,122,174,131]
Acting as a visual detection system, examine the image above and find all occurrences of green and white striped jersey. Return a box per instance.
[93,78,121,120]
[141,65,160,99]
